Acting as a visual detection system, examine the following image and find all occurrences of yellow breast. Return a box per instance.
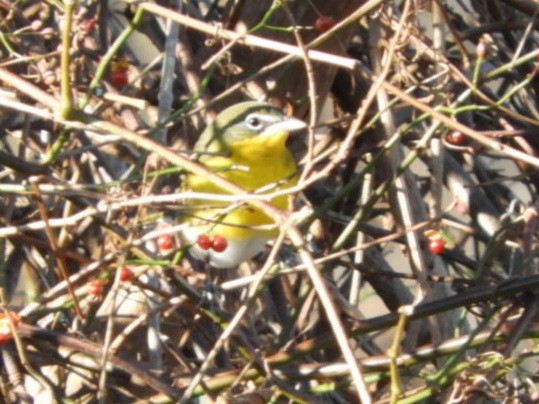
[184,130,297,240]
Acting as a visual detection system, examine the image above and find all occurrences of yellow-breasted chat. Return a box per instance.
[181,101,306,268]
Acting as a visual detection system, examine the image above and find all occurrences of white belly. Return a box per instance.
[181,227,269,268]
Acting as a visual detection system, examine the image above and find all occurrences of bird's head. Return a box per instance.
[194,101,306,158]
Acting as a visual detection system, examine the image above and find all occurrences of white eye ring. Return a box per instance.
[245,114,264,130]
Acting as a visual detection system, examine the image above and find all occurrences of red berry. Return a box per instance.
[157,234,174,251]
[446,131,465,145]
[0,312,19,344]
[109,69,128,87]
[314,15,336,33]
[119,266,133,282]
[88,280,102,296]
[109,60,130,87]
[211,235,228,252]
[196,234,213,250]
[429,238,445,255]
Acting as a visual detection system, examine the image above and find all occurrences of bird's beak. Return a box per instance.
[262,117,307,137]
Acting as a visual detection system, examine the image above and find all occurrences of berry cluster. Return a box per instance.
[196,234,228,252]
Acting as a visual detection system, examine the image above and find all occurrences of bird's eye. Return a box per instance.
[245,115,263,130]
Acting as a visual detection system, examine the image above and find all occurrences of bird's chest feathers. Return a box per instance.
[188,131,297,197]
[224,133,296,188]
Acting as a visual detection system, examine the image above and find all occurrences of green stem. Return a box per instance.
[79,7,145,109]
[388,307,410,403]
[59,0,76,119]
[249,0,282,33]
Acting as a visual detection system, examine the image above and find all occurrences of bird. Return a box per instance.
[181,101,307,268]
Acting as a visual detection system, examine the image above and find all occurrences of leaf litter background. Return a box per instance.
[0,0,538,402]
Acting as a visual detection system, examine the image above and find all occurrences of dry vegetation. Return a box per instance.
[0,0,538,402]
